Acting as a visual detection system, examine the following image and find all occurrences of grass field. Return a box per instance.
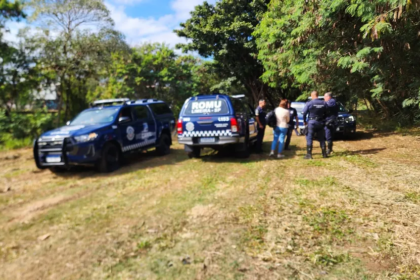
[1,130,420,279]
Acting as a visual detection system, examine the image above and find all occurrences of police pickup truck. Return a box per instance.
[34,98,175,173]
[177,94,258,158]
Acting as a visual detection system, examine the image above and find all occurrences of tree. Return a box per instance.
[0,0,27,112]
[0,36,41,113]
[175,0,270,105]
[96,43,201,116]
[255,0,420,122]
[28,0,127,121]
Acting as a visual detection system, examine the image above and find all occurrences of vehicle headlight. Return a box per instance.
[345,116,355,123]
[74,133,98,143]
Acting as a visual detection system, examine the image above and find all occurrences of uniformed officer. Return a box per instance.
[302,91,328,159]
[324,92,339,155]
[255,99,267,153]
[284,100,299,150]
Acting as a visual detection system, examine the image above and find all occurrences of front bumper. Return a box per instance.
[336,122,356,133]
[178,135,245,146]
[34,137,101,168]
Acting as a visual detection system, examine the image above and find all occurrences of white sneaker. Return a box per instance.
[269,152,275,157]
[277,154,285,159]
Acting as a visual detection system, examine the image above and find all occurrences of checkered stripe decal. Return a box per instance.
[181,130,232,137]
[122,139,156,152]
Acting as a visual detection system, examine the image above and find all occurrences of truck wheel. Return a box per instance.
[97,143,121,173]
[156,133,171,156]
[236,128,250,158]
[188,147,201,158]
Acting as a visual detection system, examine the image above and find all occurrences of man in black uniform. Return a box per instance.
[324,92,339,155]
[255,99,266,153]
[302,91,328,159]
[284,101,299,150]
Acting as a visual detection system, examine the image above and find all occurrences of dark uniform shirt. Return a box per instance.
[255,106,267,126]
[325,98,339,120]
[288,107,298,126]
[303,99,327,123]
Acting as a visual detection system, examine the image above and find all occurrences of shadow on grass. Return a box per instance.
[334,131,374,141]
[334,148,386,156]
[51,148,189,178]
[196,139,302,163]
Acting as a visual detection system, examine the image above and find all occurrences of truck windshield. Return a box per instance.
[338,103,348,113]
[183,99,229,115]
[71,108,119,125]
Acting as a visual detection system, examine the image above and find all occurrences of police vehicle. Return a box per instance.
[177,94,258,158]
[33,98,175,173]
[297,97,357,136]
[291,101,306,135]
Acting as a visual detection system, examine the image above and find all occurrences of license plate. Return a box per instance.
[46,156,61,163]
[200,137,216,143]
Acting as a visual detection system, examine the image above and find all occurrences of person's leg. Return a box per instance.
[284,126,293,150]
[317,123,327,158]
[256,127,264,152]
[304,122,314,159]
[277,127,288,155]
[270,127,280,155]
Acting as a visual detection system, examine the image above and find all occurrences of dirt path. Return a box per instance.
[1,130,420,279]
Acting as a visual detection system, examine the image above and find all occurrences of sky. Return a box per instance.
[4,0,217,48]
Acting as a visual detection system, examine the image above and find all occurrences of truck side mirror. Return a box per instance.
[66,121,70,125]
[119,116,131,123]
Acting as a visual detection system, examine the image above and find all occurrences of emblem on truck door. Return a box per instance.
[126,126,135,141]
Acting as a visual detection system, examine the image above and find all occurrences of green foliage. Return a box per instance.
[0,110,56,139]
[255,0,420,123]
[26,0,128,121]
[94,43,198,116]
[175,0,271,104]
[0,134,32,151]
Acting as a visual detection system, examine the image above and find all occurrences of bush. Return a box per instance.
[0,134,33,151]
[0,110,56,139]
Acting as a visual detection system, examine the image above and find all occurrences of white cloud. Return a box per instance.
[172,0,216,21]
[4,0,218,50]
[112,0,145,5]
[106,1,200,49]
[2,21,28,43]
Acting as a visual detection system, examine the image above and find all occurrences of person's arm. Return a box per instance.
[255,108,263,129]
[303,103,310,125]
[294,110,299,129]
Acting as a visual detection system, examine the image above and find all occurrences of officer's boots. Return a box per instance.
[304,145,313,159]
[321,145,328,158]
[327,141,333,155]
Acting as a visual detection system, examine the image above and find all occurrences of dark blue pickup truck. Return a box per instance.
[177,94,258,158]
[34,98,175,172]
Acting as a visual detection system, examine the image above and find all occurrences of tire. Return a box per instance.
[97,143,121,173]
[236,126,250,158]
[188,147,201,158]
[156,133,171,156]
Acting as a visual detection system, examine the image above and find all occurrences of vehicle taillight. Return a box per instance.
[177,119,183,135]
[230,118,238,133]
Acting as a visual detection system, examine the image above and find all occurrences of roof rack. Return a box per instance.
[91,98,131,107]
[135,99,160,104]
[231,94,246,99]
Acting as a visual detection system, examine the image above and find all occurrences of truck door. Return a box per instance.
[247,104,258,139]
[133,105,157,148]
[118,107,140,152]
